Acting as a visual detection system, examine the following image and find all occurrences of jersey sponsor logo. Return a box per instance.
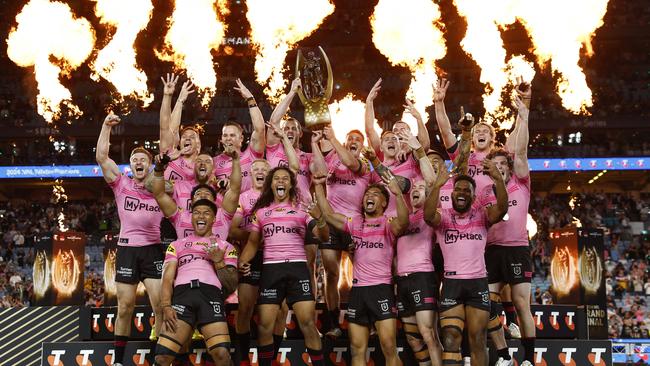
[166,245,176,256]
[178,253,208,266]
[403,226,421,236]
[327,175,357,186]
[183,229,193,238]
[467,164,483,177]
[444,229,483,244]
[440,195,450,202]
[124,196,161,212]
[168,170,183,181]
[262,223,303,237]
[352,235,384,249]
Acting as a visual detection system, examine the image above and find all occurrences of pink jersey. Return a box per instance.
[265,144,312,202]
[213,145,263,193]
[344,215,395,286]
[164,234,238,288]
[438,180,454,210]
[164,157,196,182]
[168,208,234,240]
[396,209,435,276]
[447,147,493,195]
[484,174,530,247]
[171,180,194,211]
[109,174,163,247]
[236,189,261,231]
[435,206,490,279]
[251,202,314,263]
[324,150,370,216]
[371,154,422,216]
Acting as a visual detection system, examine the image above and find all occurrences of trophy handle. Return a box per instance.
[319,46,334,100]
[295,49,309,105]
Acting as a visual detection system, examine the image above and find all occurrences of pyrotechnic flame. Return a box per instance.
[157,0,228,106]
[337,252,354,291]
[551,245,578,296]
[51,249,80,296]
[91,0,153,105]
[516,0,609,114]
[52,179,68,204]
[526,213,538,240]
[245,0,335,103]
[33,250,51,299]
[6,0,95,123]
[329,94,382,142]
[370,0,447,132]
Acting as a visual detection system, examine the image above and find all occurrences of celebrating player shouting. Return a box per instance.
[96,113,164,366]
[424,161,508,366]
[238,167,329,366]
[153,199,238,366]
[314,169,409,366]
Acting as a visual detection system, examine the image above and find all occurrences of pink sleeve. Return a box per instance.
[385,220,396,244]
[246,145,263,159]
[343,216,358,234]
[107,173,124,191]
[168,208,181,223]
[516,173,531,191]
[249,211,261,232]
[223,242,238,267]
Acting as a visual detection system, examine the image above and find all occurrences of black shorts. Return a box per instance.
[115,244,164,284]
[258,262,314,305]
[439,277,490,313]
[239,250,263,286]
[319,225,352,251]
[304,220,320,246]
[396,272,438,317]
[346,284,397,326]
[172,282,226,327]
[485,245,532,285]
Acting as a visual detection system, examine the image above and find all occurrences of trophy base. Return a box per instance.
[305,121,331,131]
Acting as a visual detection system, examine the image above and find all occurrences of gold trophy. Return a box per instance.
[295,46,333,130]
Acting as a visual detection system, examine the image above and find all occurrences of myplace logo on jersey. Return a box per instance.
[467,164,482,177]
[444,229,483,244]
[328,175,357,186]
[262,223,302,237]
[354,237,384,249]
[124,196,160,212]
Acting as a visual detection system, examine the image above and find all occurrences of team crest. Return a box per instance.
[380,302,389,312]
[513,265,521,276]
[414,294,421,303]
[213,304,221,314]
[302,283,310,293]
[481,293,489,303]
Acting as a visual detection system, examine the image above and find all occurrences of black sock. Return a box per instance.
[307,348,324,366]
[237,332,251,362]
[257,343,274,366]
[329,308,340,328]
[522,337,535,362]
[503,302,517,326]
[497,347,511,360]
[114,335,128,364]
[272,334,284,358]
[460,331,470,358]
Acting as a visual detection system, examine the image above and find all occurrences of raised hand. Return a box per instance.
[366,78,382,103]
[458,106,475,131]
[361,146,377,161]
[161,73,179,96]
[300,195,320,217]
[482,159,502,182]
[515,76,532,99]
[224,148,240,160]
[397,130,421,151]
[322,126,336,141]
[403,98,422,121]
[290,78,302,93]
[177,80,195,103]
[311,130,324,144]
[104,113,121,126]
[434,163,451,188]
[432,78,450,102]
[266,122,285,139]
[512,94,529,121]
[234,78,254,100]
[381,170,402,196]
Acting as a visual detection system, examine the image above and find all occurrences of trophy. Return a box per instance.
[295,46,333,130]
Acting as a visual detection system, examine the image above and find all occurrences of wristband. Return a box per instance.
[248,103,257,108]
[246,96,255,102]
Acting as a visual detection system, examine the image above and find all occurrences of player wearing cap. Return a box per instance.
[424,160,508,366]
[153,199,238,366]
[96,113,165,366]
[238,167,329,366]
[314,169,409,366]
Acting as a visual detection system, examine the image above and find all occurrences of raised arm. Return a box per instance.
[234,79,266,154]
[365,78,383,153]
[404,98,430,151]
[310,130,329,174]
[452,108,475,175]
[159,73,179,153]
[151,155,179,218]
[322,126,364,173]
[424,164,450,227]
[268,78,301,146]
[483,159,508,225]
[397,129,435,185]
[96,114,121,184]
[267,122,300,173]
[312,177,347,231]
[169,80,195,147]
[512,94,530,178]
[505,78,531,152]
[432,78,456,149]
[382,172,409,236]
[222,150,242,215]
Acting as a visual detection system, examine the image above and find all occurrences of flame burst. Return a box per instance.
[516,0,609,114]
[91,0,153,105]
[6,0,95,122]
[51,249,81,296]
[370,0,447,133]
[453,0,536,129]
[157,0,229,106]
[245,0,335,103]
[329,94,382,142]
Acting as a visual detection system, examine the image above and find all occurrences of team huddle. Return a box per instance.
[96,74,535,366]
